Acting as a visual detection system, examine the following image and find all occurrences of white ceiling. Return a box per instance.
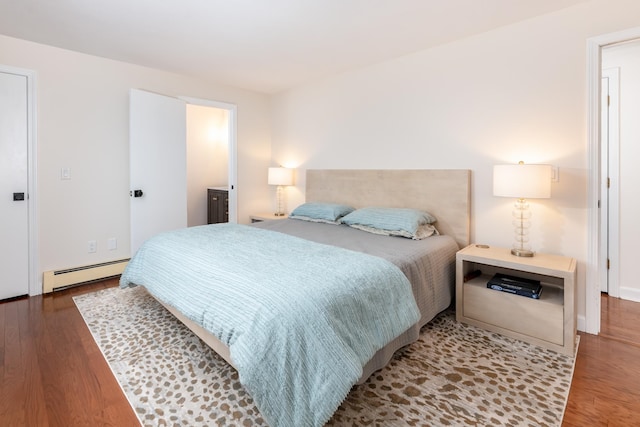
[0,0,586,94]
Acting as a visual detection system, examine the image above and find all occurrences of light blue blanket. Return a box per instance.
[120,223,420,427]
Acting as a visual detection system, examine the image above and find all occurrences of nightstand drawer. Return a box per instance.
[463,280,564,345]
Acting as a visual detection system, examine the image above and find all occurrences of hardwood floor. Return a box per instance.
[1,280,639,426]
[0,279,139,427]
[563,295,640,427]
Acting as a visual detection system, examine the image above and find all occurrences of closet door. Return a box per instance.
[0,71,29,299]
[129,89,187,254]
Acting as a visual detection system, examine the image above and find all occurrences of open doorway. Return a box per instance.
[129,90,237,255]
[599,40,640,345]
[186,104,230,227]
[601,40,640,302]
[182,96,237,227]
[587,28,640,335]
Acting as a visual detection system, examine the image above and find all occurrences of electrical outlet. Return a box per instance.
[88,240,97,253]
[107,237,117,251]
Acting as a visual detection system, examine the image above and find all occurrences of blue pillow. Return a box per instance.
[339,207,438,239]
[289,202,355,224]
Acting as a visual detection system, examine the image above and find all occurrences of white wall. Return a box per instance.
[186,104,229,227]
[270,0,640,327]
[0,34,272,288]
[602,41,640,302]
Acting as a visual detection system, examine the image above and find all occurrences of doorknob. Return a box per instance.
[13,192,25,201]
[130,190,144,198]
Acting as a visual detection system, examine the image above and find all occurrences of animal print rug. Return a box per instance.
[73,286,577,427]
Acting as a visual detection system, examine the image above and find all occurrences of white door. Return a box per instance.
[600,70,620,294]
[129,89,187,254]
[0,71,29,299]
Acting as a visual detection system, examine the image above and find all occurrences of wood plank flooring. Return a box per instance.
[0,279,139,427]
[1,279,639,426]
[563,294,640,427]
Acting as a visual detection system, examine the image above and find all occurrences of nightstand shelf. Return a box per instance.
[456,244,576,355]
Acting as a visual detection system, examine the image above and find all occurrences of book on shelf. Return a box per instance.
[486,273,542,299]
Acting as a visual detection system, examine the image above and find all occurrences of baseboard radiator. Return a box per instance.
[43,259,129,293]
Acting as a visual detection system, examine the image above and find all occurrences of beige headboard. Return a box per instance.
[306,169,471,249]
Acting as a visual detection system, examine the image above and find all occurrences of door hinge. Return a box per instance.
[607,177,611,188]
[607,259,610,270]
[608,95,610,106]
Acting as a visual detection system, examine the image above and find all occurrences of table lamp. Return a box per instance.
[493,161,551,257]
[268,167,294,216]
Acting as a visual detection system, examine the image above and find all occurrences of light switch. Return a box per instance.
[61,167,71,180]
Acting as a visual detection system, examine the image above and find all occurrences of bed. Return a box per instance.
[120,169,471,427]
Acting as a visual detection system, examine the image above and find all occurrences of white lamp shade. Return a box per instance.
[493,163,551,199]
[268,167,294,186]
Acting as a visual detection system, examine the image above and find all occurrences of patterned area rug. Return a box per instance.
[73,286,577,427]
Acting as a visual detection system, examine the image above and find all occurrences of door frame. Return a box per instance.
[0,65,39,296]
[586,26,640,334]
[181,96,238,223]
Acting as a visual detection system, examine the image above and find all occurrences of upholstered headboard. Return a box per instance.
[305,169,471,249]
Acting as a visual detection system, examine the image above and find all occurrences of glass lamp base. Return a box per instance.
[511,248,535,257]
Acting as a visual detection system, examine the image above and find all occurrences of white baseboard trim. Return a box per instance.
[619,287,640,303]
[577,314,586,333]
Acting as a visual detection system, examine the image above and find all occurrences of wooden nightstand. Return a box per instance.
[249,213,289,223]
[456,244,577,355]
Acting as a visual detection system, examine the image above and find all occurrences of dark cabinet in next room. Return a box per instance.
[207,187,229,224]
